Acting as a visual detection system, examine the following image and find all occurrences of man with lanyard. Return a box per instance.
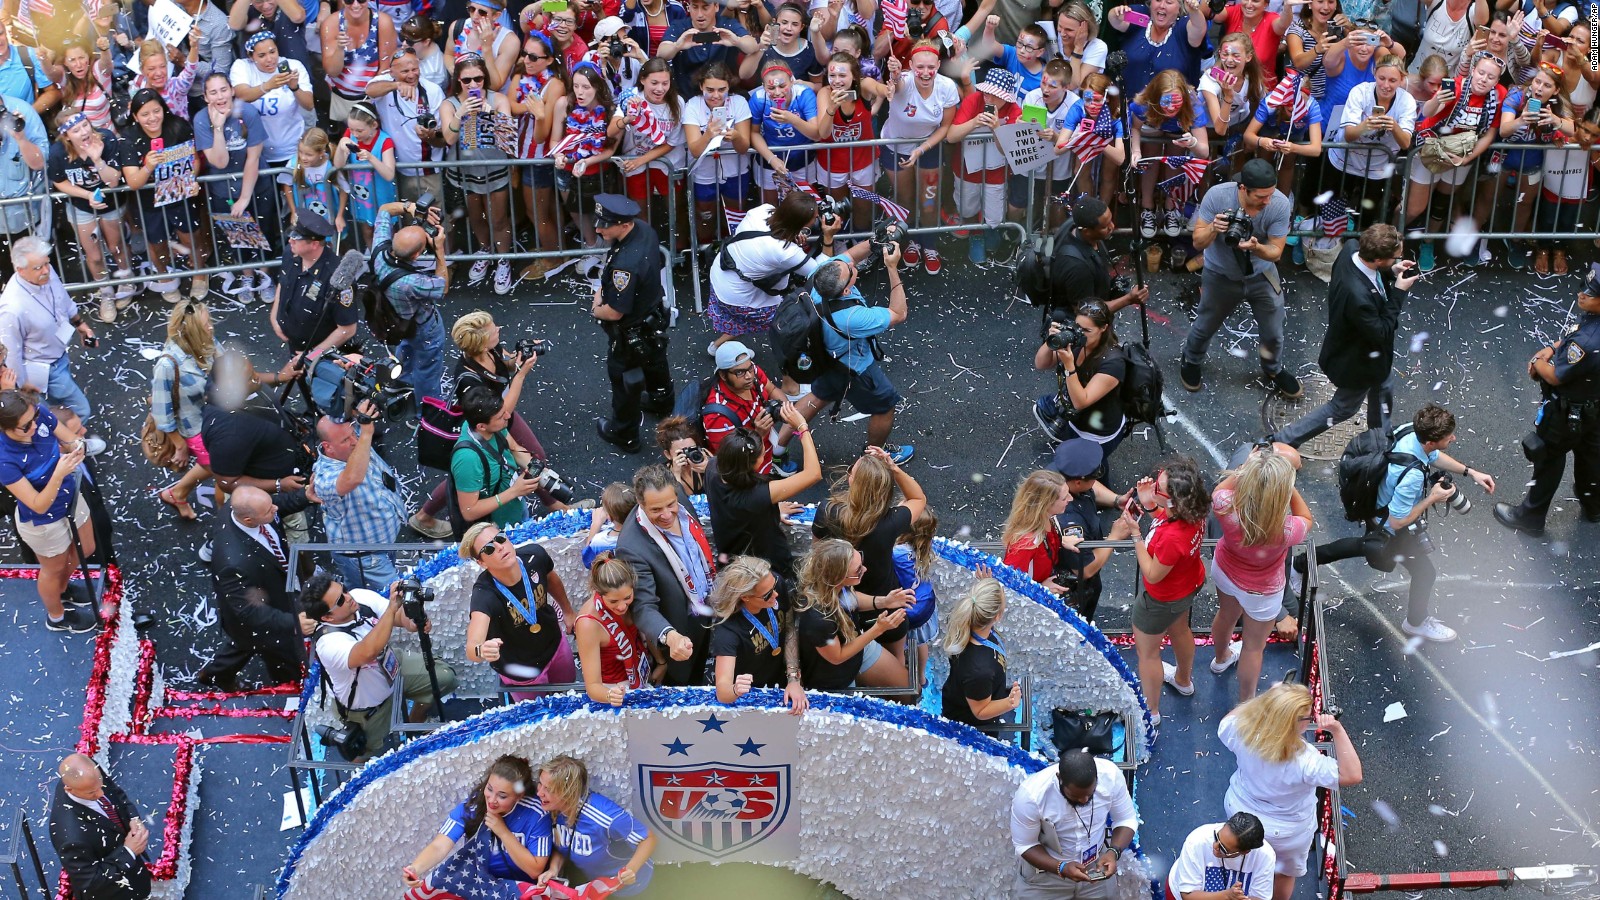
[372,199,449,400]
[312,400,407,592]
[300,572,457,760]
[702,341,794,476]
[181,0,238,110]
[0,237,103,454]
[364,49,446,204]
[1046,439,1137,624]
[1045,198,1148,319]
[1010,748,1136,899]
[592,194,674,454]
[451,392,542,531]
[0,96,48,280]
[0,26,59,114]
[618,465,716,686]
[271,209,359,370]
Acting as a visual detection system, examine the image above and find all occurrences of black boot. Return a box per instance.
[595,418,641,453]
[1493,502,1545,536]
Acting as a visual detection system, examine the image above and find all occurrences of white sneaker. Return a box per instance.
[1289,562,1305,598]
[97,291,116,325]
[254,275,275,305]
[1210,639,1243,674]
[1162,661,1195,696]
[493,260,513,295]
[1402,616,1458,643]
[84,435,107,457]
[707,340,720,357]
[112,270,138,300]
[468,258,491,284]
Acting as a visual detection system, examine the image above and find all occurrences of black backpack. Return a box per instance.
[670,376,742,437]
[719,229,810,295]
[1337,424,1425,522]
[1015,223,1064,307]
[355,244,419,343]
[1118,340,1169,426]
[771,285,849,384]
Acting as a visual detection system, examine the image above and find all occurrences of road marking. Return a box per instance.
[1162,394,1228,466]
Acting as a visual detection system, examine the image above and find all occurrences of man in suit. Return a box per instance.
[617,464,716,686]
[1272,224,1421,448]
[197,485,312,691]
[48,754,151,900]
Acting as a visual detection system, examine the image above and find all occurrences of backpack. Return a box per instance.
[355,243,419,343]
[718,229,809,295]
[670,376,742,437]
[415,396,463,471]
[1336,424,1426,522]
[1118,340,1169,426]
[771,285,850,384]
[1014,223,1064,307]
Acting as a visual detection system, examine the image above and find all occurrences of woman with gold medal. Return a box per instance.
[708,556,808,714]
[464,521,579,701]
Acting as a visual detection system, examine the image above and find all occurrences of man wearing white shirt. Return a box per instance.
[1010,749,1136,898]
[1167,813,1275,900]
[365,51,446,204]
[0,237,104,455]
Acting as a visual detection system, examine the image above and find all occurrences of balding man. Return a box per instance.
[373,200,449,399]
[0,237,103,455]
[48,754,151,900]
[312,400,407,591]
[197,485,310,691]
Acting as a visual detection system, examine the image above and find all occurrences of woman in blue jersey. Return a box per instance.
[534,756,656,896]
[401,755,551,900]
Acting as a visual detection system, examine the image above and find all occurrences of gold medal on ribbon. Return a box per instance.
[529,621,541,634]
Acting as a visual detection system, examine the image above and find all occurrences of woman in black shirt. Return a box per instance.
[705,404,819,578]
[812,446,927,648]
[120,88,210,303]
[462,522,577,701]
[794,538,907,691]
[1032,299,1128,468]
[49,114,131,319]
[940,570,1022,735]
[708,556,807,714]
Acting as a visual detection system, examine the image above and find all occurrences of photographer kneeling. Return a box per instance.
[1033,300,1129,470]
[300,572,459,761]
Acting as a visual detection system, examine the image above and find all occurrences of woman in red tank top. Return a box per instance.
[815,54,891,227]
[574,554,659,705]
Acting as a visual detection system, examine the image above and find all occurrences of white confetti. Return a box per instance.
[1383,702,1408,722]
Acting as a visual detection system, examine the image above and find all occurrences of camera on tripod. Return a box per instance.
[1429,472,1472,514]
[394,577,435,626]
[338,356,417,423]
[1043,310,1088,354]
[313,721,367,761]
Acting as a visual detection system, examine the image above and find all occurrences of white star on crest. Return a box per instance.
[704,771,727,786]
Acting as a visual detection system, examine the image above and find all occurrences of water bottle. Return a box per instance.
[796,352,813,374]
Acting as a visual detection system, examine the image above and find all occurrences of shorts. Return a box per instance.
[138,198,202,243]
[1211,558,1282,622]
[328,91,364,124]
[692,172,751,203]
[753,153,813,191]
[1131,582,1200,634]
[65,204,121,228]
[185,432,210,468]
[1408,153,1472,187]
[853,638,884,682]
[879,143,941,171]
[810,161,877,190]
[397,170,443,205]
[625,167,670,202]
[17,493,89,559]
[810,359,900,416]
[524,161,556,188]
[1006,173,1039,209]
[954,177,1006,222]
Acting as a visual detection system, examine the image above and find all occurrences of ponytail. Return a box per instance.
[940,576,1005,656]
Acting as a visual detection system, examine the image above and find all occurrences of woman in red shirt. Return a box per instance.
[814,53,889,228]
[1124,456,1211,729]
[574,553,660,705]
[1001,470,1082,594]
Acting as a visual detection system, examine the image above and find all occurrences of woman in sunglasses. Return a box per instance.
[510,32,569,277]
[448,0,520,90]
[440,54,517,294]
[463,522,578,700]
[399,17,449,94]
[708,555,807,714]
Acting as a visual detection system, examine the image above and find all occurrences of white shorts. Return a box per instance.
[954,178,1006,223]
[1211,558,1283,622]
[1408,153,1473,187]
[17,493,89,559]
[1225,800,1316,877]
[810,161,876,190]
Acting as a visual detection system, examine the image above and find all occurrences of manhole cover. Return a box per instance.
[1260,369,1367,461]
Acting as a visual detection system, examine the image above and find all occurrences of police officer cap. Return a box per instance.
[289,209,336,241]
[1048,439,1103,480]
[1240,159,1277,189]
[595,194,640,227]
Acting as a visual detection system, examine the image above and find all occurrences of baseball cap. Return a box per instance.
[1240,158,1277,189]
[714,341,756,371]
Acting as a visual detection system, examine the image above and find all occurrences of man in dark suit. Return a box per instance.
[197,485,312,691]
[617,465,716,686]
[48,754,151,900]
[1273,224,1421,448]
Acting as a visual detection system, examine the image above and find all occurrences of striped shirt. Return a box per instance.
[329,12,384,98]
[60,61,113,131]
[133,62,196,118]
[553,793,652,886]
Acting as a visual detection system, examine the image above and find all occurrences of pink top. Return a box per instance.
[1212,487,1309,595]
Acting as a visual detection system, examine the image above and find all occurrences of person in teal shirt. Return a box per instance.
[451,392,542,531]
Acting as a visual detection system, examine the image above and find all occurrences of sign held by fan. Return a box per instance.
[995,122,1052,175]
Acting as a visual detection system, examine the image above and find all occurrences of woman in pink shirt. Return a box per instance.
[1208,445,1312,702]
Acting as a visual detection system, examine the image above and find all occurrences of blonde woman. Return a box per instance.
[534,756,656,896]
[795,538,907,691]
[940,568,1021,735]
[1220,683,1362,900]
[152,301,217,521]
[811,445,927,646]
[574,552,657,705]
[709,555,807,714]
[1000,469,1080,594]
[1209,447,1312,702]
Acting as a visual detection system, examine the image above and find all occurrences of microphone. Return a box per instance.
[330,249,367,292]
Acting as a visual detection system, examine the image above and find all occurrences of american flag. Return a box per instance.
[1265,68,1311,128]
[1320,194,1349,237]
[1150,155,1212,207]
[522,876,623,899]
[725,206,747,232]
[26,0,51,17]
[549,123,607,160]
[1062,105,1118,166]
[623,96,667,144]
[849,184,910,223]
[774,171,821,201]
[882,0,908,38]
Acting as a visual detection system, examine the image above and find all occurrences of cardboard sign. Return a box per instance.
[148,0,194,49]
[994,121,1051,174]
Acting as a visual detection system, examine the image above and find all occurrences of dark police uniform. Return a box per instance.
[1048,439,1108,622]
[594,195,673,448]
[276,211,359,354]
[1499,307,1600,529]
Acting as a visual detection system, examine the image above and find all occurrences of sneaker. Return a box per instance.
[1163,209,1183,237]
[1402,616,1458,643]
[1289,554,1306,598]
[97,291,116,325]
[881,443,915,465]
[968,236,986,265]
[46,607,99,633]
[1162,661,1195,696]
[161,288,182,305]
[493,259,513,295]
[468,258,491,284]
[707,340,721,358]
[112,269,138,301]
[771,454,801,476]
[84,435,107,457]
[255,279,276,304]
[1210,640,1243,674]
[190,276,209,299]
[1139,209,1157,239]
[923,247,942,275]
[1292,235,1306,266]
[1179,361,1203,392]
[1287,216,1304,245]
[1418,242,1436,273]
[939,209,971,238]
[408,511,454,540]
[902,242,921,267]
[1032,396,1069,444]
[1266,369,1304,399]
[62,581,94,608]
[1474,238,1492,267]
[197,539,213,564]
[1508,242,1530,269]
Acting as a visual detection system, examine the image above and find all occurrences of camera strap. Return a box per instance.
[312,610,388,713]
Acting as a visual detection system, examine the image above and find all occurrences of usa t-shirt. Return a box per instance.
[553,792,653,892]
[1168,822,1276,899]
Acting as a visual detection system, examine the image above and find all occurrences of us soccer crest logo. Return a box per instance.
[639,762,792,858]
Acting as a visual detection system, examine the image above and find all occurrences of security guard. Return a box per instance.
[1047,439,1137,623]
[271,209,360,361]
[592,194,673,453]
[1494,272,1600,536]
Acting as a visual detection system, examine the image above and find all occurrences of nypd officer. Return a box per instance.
[1046,439,1137,623]
[271,209,360,363]
[1494,272,1600,536]
[592,194,674,453]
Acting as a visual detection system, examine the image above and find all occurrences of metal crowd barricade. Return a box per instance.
[1393,139,1600,241]
[1286,142,1402,239]
[0,808,50,900]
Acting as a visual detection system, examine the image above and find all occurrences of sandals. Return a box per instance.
[1534,248,1551,276]
[158,486,198,520]
[1553,249,1568,275]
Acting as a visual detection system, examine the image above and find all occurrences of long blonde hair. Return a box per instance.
[708,556,772,623]
[1002,470,1065,549]
[903,507,937,578]
[1229,683,1312,764]
[797,538,858,643]
[940,576,1005,656]
[828,454,895,545]
[167,300,216,370]
[1228,450,1296,546]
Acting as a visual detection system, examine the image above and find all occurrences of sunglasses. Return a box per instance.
[1213,829,1245,859]
[12,412,36,433]
[476,533,509,558]
[523,50,549,60]
[469,5,495,14]
[460,74,486,84]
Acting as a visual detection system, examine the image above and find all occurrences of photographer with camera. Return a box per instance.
[593,194,675,454]
[372,199,449,400]
[463,522,579,698]
[300,572,458,761]
[1043,199,1149,319]
[1181,158,1302,400]
[364,50,447,205]
[706,191,827,365]
[1033,300,1129,466]
[706,402,819,579]
[451,392,550,534]
[702,341,798,476]
[312,401,408,592]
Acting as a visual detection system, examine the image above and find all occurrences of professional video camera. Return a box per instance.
[336,355,418,424]
[1043,310,1089,354]
[1428,472,1472,515]
[313,721,367,761]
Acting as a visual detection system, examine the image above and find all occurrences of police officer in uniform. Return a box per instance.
[271,210,360,363]
[1494,273,1600,536]
[1047,439,1137,623]
[592,194,674,453]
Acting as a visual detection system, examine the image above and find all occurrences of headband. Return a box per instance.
[470,0,504,10]
[57,112,88,137]
[760,62,791,80]
[572,60,604,80]
[909,45,940,61]
[244,30,276,52]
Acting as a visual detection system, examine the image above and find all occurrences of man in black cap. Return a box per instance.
[271,209,360,365]
[1047,439,1136,623]
[592,194,673,453]
[1045,198,1149,320]
[1182,158,1301,400]
[1495,270,1600,536]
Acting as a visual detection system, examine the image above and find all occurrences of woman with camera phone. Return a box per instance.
[795,538,908,690]
[708,556,808,714]
[401,754,551,900]
[463,522,579,700]
[1125,456,1211,729]
[1000,469,1080,595]
[575,553,661,705]
[1033,299,1129,467]
[440,55,518,294]
[705,402,819,579]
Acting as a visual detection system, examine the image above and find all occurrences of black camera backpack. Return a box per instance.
[354,243,419,344]
[1337,424,1425,522]
[771,284,850,384]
